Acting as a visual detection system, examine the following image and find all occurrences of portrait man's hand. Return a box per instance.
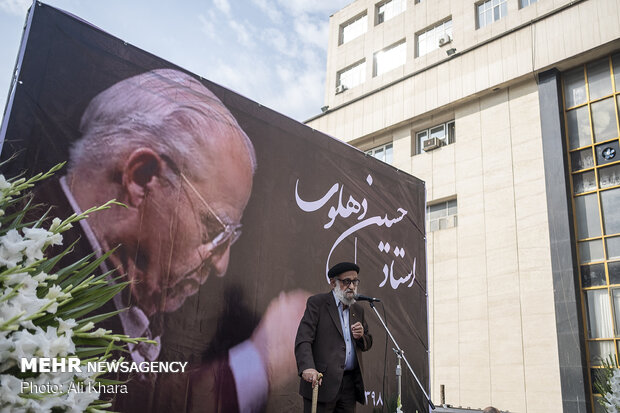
[251,289,310,389]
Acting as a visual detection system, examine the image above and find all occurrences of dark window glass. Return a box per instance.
[582,263,607,287]
[571,148,595,171]
[610,261,620,285]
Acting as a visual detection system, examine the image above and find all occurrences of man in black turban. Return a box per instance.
[294,262,373,412]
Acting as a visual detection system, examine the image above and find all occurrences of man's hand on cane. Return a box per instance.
[302,368,323,388]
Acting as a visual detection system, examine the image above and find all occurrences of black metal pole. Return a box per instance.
[369,302,435,410]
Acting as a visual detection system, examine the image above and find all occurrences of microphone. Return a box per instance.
[354,294,381,303]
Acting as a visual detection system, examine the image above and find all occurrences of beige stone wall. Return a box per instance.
[378,78,561,412]
[310,0,620,143]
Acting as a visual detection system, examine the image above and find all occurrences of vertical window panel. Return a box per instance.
[341,14,368,45]
[610,261,620,285]
[601,188,620,235]
[581,263,607,288]
[429,203,446,220]
[415,120,456,154]
[564,67,587,107]
[430,125,446,140]
[427,199,458,232]
[580,239,604,264]
[571,148,595,171]
[589,340,615,365]
[567,107,592,149]
[586,289,613,338]
[374,41,406,76]
[599,163,620,189]
[573,171,597,194]
[477,0,507,28]
[447,199,457,215]
[385,144,393,164]
[417,131,428,154]
[587,59,613,100]
[416,19,453,57]
[375,147,384,161]
[613,288,620,336]
[591,98,617,142]
[612,54,620,92]
[575,193,602,239]
[377,0,406,24]
[607,236,620,260]
[337,61,366,89]
[366,143,393,165]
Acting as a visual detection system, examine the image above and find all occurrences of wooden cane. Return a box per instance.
[311,373,323,413]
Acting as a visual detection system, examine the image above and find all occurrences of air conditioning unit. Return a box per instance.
[438,215,457,230]
[423,137,443,151]
[335,84,347,94]
[438,34,452,47]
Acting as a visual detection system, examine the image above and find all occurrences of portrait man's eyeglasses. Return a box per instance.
[159,153,243,252]
[337,278,360,287]
[180,173,243,251]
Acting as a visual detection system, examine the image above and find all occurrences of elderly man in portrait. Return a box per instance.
[37,68,306,412]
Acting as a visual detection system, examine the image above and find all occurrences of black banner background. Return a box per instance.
[0,3,428,412]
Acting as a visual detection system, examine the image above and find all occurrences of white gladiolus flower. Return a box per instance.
[57,318,78,335]
[10,328,44,360]
[90,328,109,338]
[77,322,95,332]
[46,285,66,300]
[66,384,100,411]
[604,369,620,412]
[4,272,29,287]
[22,227,63,264]
[0,170,141,412]
[23,227,63,247]
[0,375,23,405]
[49,217,63,232]
[0,229,27,268]
[46,301,59,314]
[33,272,51,283]
[0,175,10,190]
[45,326,76,357]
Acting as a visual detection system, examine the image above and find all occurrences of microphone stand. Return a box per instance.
[368,301,435,411]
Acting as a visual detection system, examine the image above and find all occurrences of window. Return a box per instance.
[340,13,368,45]
[416,19,452,57]
[427,199,457,232]
[563,53,620,409]
[376,0,406,25]
[477,0,507,29]
[366,143,393,164]
[337,60,366,90]
[373,41,406,76]
[415,120,455,154]
[519,0,537,8]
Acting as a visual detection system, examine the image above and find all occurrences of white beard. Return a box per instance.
[334,282,357,306]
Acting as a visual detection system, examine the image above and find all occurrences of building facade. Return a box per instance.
[306,0,620,411]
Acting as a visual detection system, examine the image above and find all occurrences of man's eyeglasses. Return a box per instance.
[180,172,242,251]
[337,278,360,287]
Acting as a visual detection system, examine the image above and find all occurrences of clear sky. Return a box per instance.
[0,0,351,123]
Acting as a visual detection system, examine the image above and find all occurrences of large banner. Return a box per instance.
[0,3,428,412]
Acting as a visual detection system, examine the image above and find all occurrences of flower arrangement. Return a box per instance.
[0,163,152,412]
[595,356,620,412]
